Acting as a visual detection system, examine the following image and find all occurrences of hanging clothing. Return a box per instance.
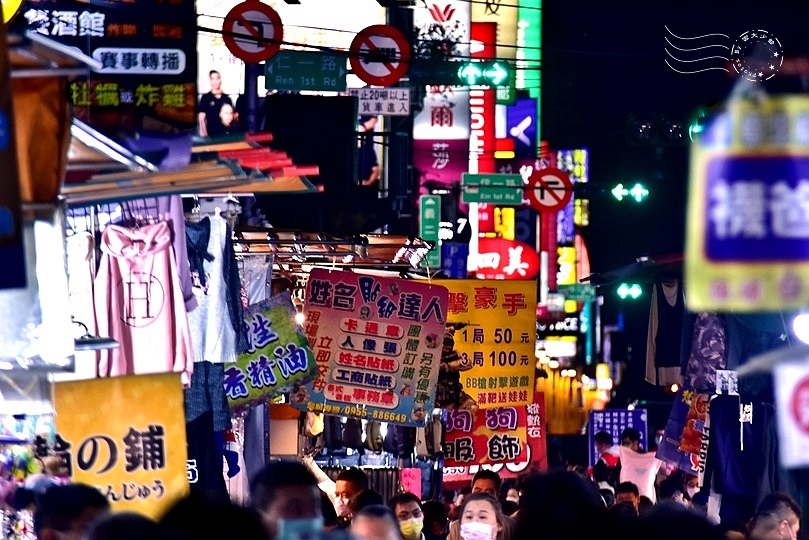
[120,196,196,312]
[66,232,96,333]
[618,447,662,503]
[645,277,684,386]
[185,216,243,364]
[683,313,728,393]
[240,257,272,307]
[94,221,194,386]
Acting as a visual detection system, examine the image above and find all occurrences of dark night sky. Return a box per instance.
[541,0,809,407]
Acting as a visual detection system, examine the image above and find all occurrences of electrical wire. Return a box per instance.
[199,25,544,71]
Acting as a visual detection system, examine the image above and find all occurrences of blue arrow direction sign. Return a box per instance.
[264,50,347,92]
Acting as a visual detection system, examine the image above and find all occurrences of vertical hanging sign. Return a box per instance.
[0,16,25,289]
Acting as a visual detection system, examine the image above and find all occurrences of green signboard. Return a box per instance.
[496,85,516,105]
[264,50,346,92]
[226,294,317,413]
[558,283,596,303]
[419,195,441,268]
[461,173,523,204]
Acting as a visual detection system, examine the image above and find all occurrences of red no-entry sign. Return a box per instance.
[223,1,284,63]
[349,25,411,86]
[525,168,573,213]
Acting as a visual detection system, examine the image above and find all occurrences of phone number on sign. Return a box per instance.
[372,409,407,424]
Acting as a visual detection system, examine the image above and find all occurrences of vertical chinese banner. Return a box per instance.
[292,269,449,427]
[436,279,536,407]
[225,293,317,413]
[53,373,189,519]
[14,0,197,135]
[444,407,527,466]
[442,392,547,487]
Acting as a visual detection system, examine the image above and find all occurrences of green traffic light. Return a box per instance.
[611,183,649,202]
[458,63,484,85]
[617,283,642,299]
[457,61,510,86]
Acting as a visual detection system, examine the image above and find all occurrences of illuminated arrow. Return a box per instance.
[617,283,643,299]
[629,183,649,202]
[484,62,508,85]
[611,183,629,201]
[458,63,483,85]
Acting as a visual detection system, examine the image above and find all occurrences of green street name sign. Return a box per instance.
[558,283,596,303]
[461,173,523,204]
[264,50,346,92]
[419,195,441,267]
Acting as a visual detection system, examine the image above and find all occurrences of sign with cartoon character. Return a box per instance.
[292,269,449,427]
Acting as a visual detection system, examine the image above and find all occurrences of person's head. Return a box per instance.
[335,467,369,516]
[471,470,501,499]
[350,489,385,519]
[249,460,322,539]
[421,500,448,537]
[84,512,164,540]
[209,70,222,91]
[219,103,235,127]
[34,483,110,540]
[504,488,519,504]
[160,493,267,540]
[718,521,749,540]
[458,493,504,540]
[594,431,613,455]
[659,477,686,506]
[638,495,654,516]
[620,428,641,452]
[684,474,700,500]
[614,481,640,508]
[388,492,423,540]
[351,504,400,540]
[750,493,801,540]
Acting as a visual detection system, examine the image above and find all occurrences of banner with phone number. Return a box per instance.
[292,269,449,427]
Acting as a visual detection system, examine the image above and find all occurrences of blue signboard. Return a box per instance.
[588,408,648,466]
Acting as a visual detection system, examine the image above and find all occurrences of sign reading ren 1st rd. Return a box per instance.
[462,173,523,204]
[264,50,346,92]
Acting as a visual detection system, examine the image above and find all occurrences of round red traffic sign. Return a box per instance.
[526,167,573,213]
[349,25,411,86]
[223,1,283,63]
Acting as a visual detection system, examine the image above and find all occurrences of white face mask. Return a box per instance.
[686,487,698,499]
[460,521,495,540]
[335,497,350,517]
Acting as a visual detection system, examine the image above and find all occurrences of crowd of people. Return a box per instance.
[22,452,802,540]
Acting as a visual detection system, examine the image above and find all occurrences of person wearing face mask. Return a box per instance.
[457,493,505,540]
[749,493,801,540]
[302,455,369,525]
[658,477,687,507]
[250,459,336,540]
[683,474,700,501]
[389,492,426,540]
[447,472,514,540]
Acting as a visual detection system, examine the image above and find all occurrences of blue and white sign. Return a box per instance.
[588,408,648,466]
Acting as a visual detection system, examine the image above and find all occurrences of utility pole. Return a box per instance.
[385,4,417,235]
